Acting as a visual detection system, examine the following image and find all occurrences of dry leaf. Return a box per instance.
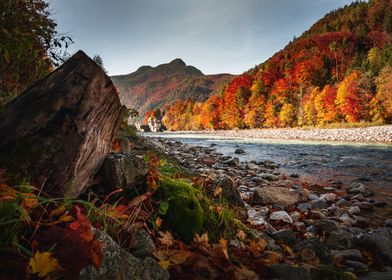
[213,186,222,197]
[28,251,61,277]
[155,217,163,229]
[236,230,247,240]
[159,259,170,269]
[194,232,209,244]
[50,206,66,217]
[59,215,74,223]
[159,231,174,247]
[264,251,282,265]
[219,238,229,259]
[169,250,191,264]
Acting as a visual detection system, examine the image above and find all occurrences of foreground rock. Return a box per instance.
[0,51,123,197]
[252,187,308,208]
[80,229,169,280]
[99,152,148,194]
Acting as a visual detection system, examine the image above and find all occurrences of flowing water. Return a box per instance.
[145,132,392,221]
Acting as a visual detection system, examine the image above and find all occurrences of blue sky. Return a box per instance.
[48,0,355,75]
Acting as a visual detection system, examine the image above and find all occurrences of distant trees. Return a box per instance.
[158,0,392,131]
[0,0,72,106]
[93,55,106,73]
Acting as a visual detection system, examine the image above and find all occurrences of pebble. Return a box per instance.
[320,193,337,202]
[270,211,293,224]
[348,206,361,216]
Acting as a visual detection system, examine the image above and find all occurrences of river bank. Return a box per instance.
[146,136,392,277]
[163,125,392,144]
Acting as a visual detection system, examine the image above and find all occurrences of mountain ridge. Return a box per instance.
[111,59,234,118]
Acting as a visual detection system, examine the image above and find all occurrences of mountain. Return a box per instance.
[162,0,392,130]
[111,59,234,118]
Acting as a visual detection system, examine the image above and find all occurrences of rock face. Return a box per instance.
[252,187,308,208]
[0,51,123,197]
[359,227,392,263]
[100,153,148,194]
[80,229,169,280]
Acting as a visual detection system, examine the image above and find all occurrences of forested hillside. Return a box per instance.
[111,59,234,119]
[162,0,392,130]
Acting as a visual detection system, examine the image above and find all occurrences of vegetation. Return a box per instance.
[161,0,392,130]
[0,0,72,106]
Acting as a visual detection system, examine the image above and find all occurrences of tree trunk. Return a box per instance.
[0,50,124,197]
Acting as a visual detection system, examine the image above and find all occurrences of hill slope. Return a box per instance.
[111,59,234,118]
[162,0,392,130]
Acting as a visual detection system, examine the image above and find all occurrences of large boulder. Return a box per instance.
[100,153,148,194]
[359,227,392,264]
[0,51,123,197]
[252,187,308,208]
[80,229,169,280]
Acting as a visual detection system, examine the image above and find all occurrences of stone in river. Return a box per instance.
[320,193,337,202]
[271,229,297,244]
[347,206,360,216]
[270,211,293,224]
[234,148,245,154]
[348,183,367,194]
[259,172,278,181]
[252,187,308,208]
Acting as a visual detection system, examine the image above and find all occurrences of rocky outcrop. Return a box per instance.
[0,50,123,197]
[99,152,148,194]
[80,229,169,280]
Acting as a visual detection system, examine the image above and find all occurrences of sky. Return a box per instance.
[47,0,355,76]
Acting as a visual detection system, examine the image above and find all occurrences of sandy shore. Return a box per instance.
[165,125,392,144]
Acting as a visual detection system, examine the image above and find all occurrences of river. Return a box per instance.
[145,132,392,216]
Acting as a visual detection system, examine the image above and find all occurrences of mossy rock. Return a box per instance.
[310,265,355,280]
[158,176,203,242]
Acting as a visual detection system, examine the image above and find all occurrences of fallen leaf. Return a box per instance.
[236,230,247,240]
[155,217,163,229]
[169,250,191,264]
[213,186,222,197]
[28,251,61,277]
[219,238,229,259]
[59,215,74,223]
[159,259,170,269]
[50,206,66,217]
[194,232,209,244]
[159,231,173,247]
[264,251,282,265]
[21,195,38,210]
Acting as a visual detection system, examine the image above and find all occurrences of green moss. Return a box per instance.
[157,176,203,242]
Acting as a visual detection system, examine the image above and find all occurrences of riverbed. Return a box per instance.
[144,132,392,220]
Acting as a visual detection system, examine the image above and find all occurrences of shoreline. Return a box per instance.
[160,125,392,144]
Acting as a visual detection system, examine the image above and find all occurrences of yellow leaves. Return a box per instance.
[50,206,66,217]
[28,251,61,278]
[159,259,171,269]
[219,238,229,259]
[159,231,174,247]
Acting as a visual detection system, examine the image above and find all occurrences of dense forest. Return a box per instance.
[160,0,392,130]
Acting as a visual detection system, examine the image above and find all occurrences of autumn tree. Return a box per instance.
[0,0,72,106]
[336,71,372,123]
[371,65,392,123]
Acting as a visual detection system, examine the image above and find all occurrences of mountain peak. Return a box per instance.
[169,58,186,67]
